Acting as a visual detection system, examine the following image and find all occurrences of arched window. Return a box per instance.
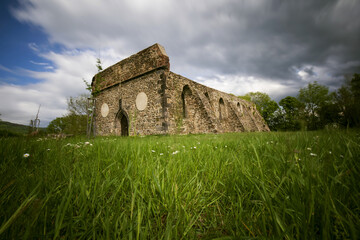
[237,102,243,114]
[219,98,225,120]
[204,92,210,101]
[181,85,192,118]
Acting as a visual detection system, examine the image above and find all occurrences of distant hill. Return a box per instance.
[0,120,46,135]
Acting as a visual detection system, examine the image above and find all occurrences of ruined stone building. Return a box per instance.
[91,43,269,136]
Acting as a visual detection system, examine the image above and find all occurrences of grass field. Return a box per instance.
[0,130,359,239]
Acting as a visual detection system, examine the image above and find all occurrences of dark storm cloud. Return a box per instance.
[172,0,360,84]
[10,0,360,97]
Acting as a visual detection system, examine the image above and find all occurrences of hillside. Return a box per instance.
[0,120,46,135]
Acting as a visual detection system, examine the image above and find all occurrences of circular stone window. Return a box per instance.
[101,103,109,117]
[136,92,148,111]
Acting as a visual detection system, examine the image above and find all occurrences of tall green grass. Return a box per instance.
[0,130,359,239]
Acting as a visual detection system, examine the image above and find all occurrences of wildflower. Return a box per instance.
[197,142,200,145]
[90,143,93,146]
[193,146,197,149]
[172,150,179,155]
[340,155,344,158]
[225,145,227,148]
[23,153,30,158]
[151,150,155,153]
[310,153,317,157]
[160,153,163,156]
[329,151,332,154]
[84,142,90,145]
[307,147,312,151]
[47,149,50,151]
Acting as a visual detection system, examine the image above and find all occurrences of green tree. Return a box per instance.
[297,81,331,130]
[47,94,90,135]
[67,93,89,115]
[47,114,87,135]
[47,117,66,133]
[279,96,304,131]
[334,73,360,127]
[239,92,279,129]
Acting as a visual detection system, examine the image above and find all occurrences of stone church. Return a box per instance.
[91,43,269,136]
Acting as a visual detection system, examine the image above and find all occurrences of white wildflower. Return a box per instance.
[307,147,312,151]
[310,153,317,157]
[225,145,227,148]
[90,143,93,146]
[23,153,30,158]
[160,153,163,156]
[84,142,90,145]
[47,149,50,151]
[329,151,332,154]
[151,150,155,153]
[172,150,179,155]
[193,146,196,149]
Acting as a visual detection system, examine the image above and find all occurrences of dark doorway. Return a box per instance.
[120,114,129,136]
[115,98,129,136]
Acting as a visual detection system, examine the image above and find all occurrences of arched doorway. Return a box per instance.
[115,99,129,136]
[119,113,129,136]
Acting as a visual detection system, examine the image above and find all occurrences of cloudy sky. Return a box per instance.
[0,0,359,126]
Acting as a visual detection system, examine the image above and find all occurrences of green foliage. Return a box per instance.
[96,58,103,72]
[298,81,331,130]
[0,131,359,239]
[47,114,87,135]
[239,92,279,130]
[46,117,66,133]
[0,120,46,135]
[67,93,89,116]
[277,96,304,131]
[47,94,90,135]
[0,129,20,137]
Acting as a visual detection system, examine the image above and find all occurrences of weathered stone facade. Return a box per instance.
[91,44,269,136]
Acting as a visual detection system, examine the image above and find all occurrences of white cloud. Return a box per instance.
[0,48,121,126]
[2,0,359,126]
[196,74,293,101]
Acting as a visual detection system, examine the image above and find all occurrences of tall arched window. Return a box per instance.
[181,85,192,118]
[219,98,225,120]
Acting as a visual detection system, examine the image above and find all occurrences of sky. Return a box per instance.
[0,0,359,127]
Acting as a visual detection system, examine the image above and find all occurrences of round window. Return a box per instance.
[101,103,109,117]
[136,92,148,111]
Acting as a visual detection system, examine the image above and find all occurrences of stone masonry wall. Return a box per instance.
[166,72,269,134]
[92,43,270,136]
[94,69,168,136]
